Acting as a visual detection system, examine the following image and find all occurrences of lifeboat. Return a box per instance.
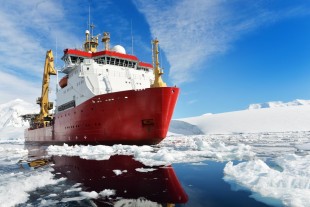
[59,75,68,88]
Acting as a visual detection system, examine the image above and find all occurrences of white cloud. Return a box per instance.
[0,71,40,104]
[133,0,310,85]
[0,0,142,105]
[0,0,81,104]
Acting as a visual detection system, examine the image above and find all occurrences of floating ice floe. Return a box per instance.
[295,143,310,151]
[135,167,157,172]
[224,154,310,207]
[113,169,127,175]
[47,137,255,166]
[0,146,28,165]
[0,170,65,207]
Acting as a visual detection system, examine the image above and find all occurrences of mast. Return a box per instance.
[102,32,110,51]
[151,38,167,88]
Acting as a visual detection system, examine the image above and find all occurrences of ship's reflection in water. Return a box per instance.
[24,145,188,206]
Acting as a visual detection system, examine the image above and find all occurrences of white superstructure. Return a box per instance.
[55,31,155,112]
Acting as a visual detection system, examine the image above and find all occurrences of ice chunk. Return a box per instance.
[135,168,157,172]
[99,189,115,197]
[0,170,64,207]
[224,154,310,207]
[80,191,99,199]
[47,136,255,166]
[113,169,127,175]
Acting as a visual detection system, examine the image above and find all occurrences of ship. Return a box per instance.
[22,28,179,145]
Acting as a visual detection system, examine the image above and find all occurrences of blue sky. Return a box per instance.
[0,0,310,118]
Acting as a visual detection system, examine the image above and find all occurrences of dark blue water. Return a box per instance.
[173,162,276,207]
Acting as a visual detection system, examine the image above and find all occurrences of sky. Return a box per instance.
[1,0,310,118]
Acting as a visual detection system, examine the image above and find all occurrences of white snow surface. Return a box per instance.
[0,99,37,140]
[172,99,310,135]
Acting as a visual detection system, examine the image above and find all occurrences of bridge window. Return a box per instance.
[94,57,105,64]
[137,67,150,72]
[70,56,84,64]
[96,56,137,68]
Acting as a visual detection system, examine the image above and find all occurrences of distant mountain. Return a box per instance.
[0,99,38,140]
[170,99,310,135]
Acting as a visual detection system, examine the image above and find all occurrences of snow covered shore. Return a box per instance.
[171,99,310,135]
[0,99,37,140]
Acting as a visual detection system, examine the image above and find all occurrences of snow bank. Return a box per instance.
[0,99,37,140]
[168,120,204,135]
[295,143,310,151]
[0,99,37,128]
[0,126,26,141]
[224,154,310,207]
[178,104,310,134]
[47,137,255,166]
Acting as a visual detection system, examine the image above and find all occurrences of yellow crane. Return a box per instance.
[151,38,167,88]
[35,50,57,127]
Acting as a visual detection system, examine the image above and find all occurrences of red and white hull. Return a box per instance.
[25,87,179,145]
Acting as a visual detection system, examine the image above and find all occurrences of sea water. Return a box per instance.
[0,132,309,207]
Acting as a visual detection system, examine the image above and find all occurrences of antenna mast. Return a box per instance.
[88,3,91,50]
[131,20,134,54]
[88,3,91,32]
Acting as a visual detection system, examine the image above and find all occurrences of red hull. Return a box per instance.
[25,87,179,145]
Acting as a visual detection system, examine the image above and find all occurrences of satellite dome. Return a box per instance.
[111,45,126,54]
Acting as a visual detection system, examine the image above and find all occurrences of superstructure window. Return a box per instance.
[111,58,116,65]
[71,56,78,63]
[94,57,105,64]
[70,56,84,64]
[97,56,137,68]
[137,67,150,72]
